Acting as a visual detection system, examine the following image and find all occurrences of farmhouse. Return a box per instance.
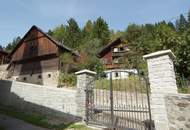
[7,25,78,86]
[98,37,137,79]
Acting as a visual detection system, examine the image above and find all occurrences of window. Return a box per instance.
[119,47,124,51]
[23,77,27,81]
[113,48,119,52]
[115,72,119,77]
[61,62,64,67]
[102,59,108,64]
[38,75,42,79]
[113,58,119,63]
[48,74,51,78]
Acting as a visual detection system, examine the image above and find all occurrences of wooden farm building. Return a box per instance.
[7,25,78,86]
[98,38,137,79]
[98,37,129,70]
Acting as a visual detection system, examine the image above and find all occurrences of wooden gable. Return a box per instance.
[11,27,58,62]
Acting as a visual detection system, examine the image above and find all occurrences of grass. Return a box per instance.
[0,104,94,130]
[95,75,148,93]
[178,86,190,94]
[64,124,96,130]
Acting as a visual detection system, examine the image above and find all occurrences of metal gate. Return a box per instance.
[85,70,153,130]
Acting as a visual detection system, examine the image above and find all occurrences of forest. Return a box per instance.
[2,10,190,81]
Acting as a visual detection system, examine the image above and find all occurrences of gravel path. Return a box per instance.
[0,114,49,130]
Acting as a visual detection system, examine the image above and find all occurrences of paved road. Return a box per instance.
[0,114,49,130]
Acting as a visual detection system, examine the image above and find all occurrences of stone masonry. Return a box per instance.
[165,94,190,130]
[0,64,8,79]
[0,69,97,123]
[143,50,178,130]
[13,70,59,87]
[0,80,78,121]
[75,69,97,121]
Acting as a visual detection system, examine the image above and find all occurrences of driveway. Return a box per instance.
[0,114,49,130]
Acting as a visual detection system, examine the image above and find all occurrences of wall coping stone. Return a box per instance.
[75,69,97,75]
[9,80,77,92]
[143,49,176,60]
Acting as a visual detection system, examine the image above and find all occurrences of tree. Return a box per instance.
[175,28,190,78]
[0,45,3,50]
[92,17,110,45]
[51,24,66,42]
[188,10,190,26]
[176,14,188,33]
[154,24,181,51]
[110,30,125,41]
[79,38,104,73]
[5,36,21,52]
[167,22,176,30]
[47,29,53,36]
[82,20,93,38]
[64,18,82,49]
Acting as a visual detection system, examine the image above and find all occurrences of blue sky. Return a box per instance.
[0,0,190,46]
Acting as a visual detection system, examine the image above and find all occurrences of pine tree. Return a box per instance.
[51,24,66,42]
[92,17,110,45]
[167,22,175,30]
[188,10,190,27]
[82,20,93,38]
[176,14,188,33]
[5,36,21,52]
[64,18,82,49]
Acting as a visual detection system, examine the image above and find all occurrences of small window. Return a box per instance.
[38,75,42,79]
[120,47,124,51]
[23,77,27,81]
[48,74,51,78]
[102,59,108,64]
[113,48,119,52]
[61,62,64,67]
[115,72,119,77]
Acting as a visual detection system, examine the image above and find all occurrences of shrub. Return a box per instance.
[58,73,77,87]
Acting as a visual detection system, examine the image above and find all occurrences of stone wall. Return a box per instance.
[0,64,8,80]
[11,71,59,87]
[165,94,190,130]
[0,80,80,121]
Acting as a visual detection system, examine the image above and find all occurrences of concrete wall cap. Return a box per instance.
[75,69,97,75]
[143,49,176,60]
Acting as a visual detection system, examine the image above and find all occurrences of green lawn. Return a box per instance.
[0,104,95,130]
[95,75,148,93]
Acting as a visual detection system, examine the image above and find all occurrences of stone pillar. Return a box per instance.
[143,50,178,130]
[75,69,97,120]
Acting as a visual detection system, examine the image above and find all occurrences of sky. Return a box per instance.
[0,0,190,46]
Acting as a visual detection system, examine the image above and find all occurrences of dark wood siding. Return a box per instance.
[12,57,59,76]
[11,28,58,62]
[8,27,60,76]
